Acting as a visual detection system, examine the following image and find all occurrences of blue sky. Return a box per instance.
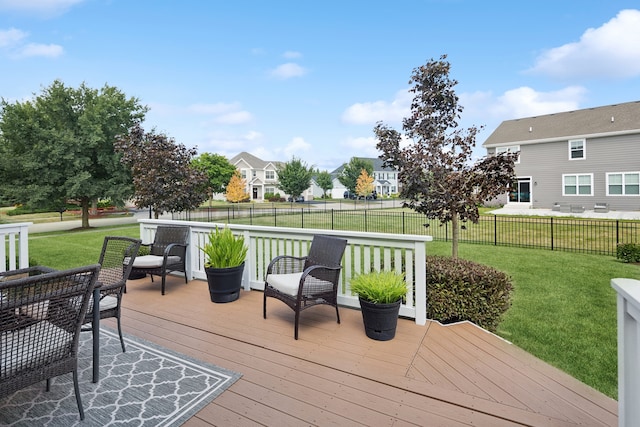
[1,1,639,172]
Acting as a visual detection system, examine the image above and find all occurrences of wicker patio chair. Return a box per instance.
[128,225,189,295]
[82,236,141,352]
[0,264,101,421]
[263,235,347,339]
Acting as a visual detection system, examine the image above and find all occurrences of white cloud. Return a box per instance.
[0,28,27,47]
[270,62,307,79]
[18,42,63,58]
[0,0,84,17]
[283,137,311,159]
[283,50,302,59]
[488,86,586,119]
[529,9,640,79]
[341,89,412,125]
[342,136,380,157]
[215,111,253,125]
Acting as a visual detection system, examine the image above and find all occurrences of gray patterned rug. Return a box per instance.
[0,328,241,426]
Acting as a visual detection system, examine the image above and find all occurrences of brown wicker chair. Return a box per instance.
[263,235,347,339]
[0,265,101,421]
[83,236,141,352]
[128,225,189,295]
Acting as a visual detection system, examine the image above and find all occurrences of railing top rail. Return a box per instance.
[611,278,640,310]
[0,222,33,231]
[139,219,433,243]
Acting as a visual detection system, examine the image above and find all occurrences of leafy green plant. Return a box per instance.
[199,227,247,269]
[616,243,640,263]
[350,270,407,304]
[426,255,513,332]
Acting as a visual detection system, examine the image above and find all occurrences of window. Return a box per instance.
[265,170,275,180]
[569,139,585,160]
[265,186,276,194]
[496,145,520,163]
[563,173,592,196]
[240,169,247,179]
[607,172,640,195]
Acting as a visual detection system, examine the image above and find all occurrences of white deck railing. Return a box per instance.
[0,223,32,273]
[611,278,640,427]
[139,219,433,325]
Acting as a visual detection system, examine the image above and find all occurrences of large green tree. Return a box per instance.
[191,153,236,195]
[277,157,313,200]
[0,80,147,228]
[115,124,210,218]
[338,157,374,193]
[374,55,518,258]
[315,169,333,198]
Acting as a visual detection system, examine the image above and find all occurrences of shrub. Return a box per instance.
[264,192,285,202]
[426,255,513,332]
[616,243,640,263]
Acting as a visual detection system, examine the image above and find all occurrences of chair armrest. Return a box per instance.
[267,255,307,275]
[163,243,187,259]
[299,264,342,295]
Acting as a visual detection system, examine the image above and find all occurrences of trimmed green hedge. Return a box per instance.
[616,243,640,263]
[426,255,513,332]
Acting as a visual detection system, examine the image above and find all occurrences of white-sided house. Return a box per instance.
[229,152,314,202]
[330,157,400,199]
[483,101,640,212]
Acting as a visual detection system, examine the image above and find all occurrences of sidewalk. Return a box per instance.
[26,210,168,234]
[489,206,640,220]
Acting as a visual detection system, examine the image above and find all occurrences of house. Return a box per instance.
[483,101,640,211]
[228,152,315,202]
[330,157,400,199]
[228,152,281,201]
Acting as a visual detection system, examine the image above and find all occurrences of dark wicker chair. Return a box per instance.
[83,236,141,352]
[263,235,348,339]
[128,225,189,295]
[0,265,101,421]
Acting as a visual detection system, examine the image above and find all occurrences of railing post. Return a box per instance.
[611,278,640,427]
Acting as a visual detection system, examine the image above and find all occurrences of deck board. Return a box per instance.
[109,275,617,426]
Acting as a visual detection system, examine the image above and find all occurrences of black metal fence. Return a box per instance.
[173,206,640,256]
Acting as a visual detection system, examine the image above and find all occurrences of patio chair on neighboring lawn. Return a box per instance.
[82,236,141,352]
[128,225,189,295]
[0,265,101,420]
[263,234,348,339]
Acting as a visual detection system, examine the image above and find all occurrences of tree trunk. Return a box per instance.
[80,197,91,229]
[451,213,459,259]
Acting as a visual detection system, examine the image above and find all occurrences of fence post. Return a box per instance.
[402,212,405,234]
[617,220,620,245]
[551,217,554,251]
[301,208,304,229]
[494,215,497,246]
[331,209,335,230]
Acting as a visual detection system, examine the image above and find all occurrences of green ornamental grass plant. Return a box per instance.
[350,270,407,304]
[199,226,248,269]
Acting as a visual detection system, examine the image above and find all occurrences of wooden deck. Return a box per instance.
[106,275,618,426]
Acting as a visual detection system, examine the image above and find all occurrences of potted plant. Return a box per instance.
[350,270,407,341]
[200,226,248,303]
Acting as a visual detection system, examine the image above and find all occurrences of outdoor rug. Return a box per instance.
[0,328,242,426]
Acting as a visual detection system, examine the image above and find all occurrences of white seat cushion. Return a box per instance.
[266,272,303,296]
[1,321,72,374]
[130,255,181,268]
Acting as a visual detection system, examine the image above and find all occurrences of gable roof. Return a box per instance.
[483,100,640,147]
[229,152,282,169]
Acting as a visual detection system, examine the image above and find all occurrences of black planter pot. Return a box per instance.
[205,262,245,303]
[358,297,402,341]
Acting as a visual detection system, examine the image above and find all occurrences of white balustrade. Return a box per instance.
[139,219,433,325]
[611,278,640,427]
[0,223,32,273]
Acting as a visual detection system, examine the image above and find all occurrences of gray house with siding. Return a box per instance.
[483,101,640,212]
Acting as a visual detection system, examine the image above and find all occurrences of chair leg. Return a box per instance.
[161,275,166,295]
[116,315,126,352]
[335,305,341,324]
[46,378,51,392]
[73,370,85,420]
[294,310,300,340]
[263,290,267,319]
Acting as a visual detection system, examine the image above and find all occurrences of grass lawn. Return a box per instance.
[25,223,640,399]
